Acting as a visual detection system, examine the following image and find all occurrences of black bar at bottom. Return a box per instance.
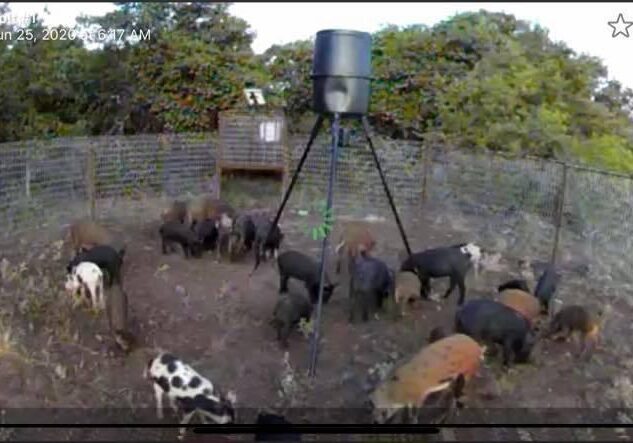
[192,424,440,434]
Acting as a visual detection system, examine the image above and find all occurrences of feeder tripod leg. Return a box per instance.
[361,116,413,257]
[251,115,325,275]
[308,112,341,377]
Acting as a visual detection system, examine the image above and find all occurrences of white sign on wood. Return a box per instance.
[259,121,281,143]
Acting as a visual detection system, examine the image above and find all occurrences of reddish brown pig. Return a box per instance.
[497,289,541,327]
[334,221,376,274]
[67,220,113,254]
[394,271,421,317]
[548,304,605,357]
[370,333,485,424]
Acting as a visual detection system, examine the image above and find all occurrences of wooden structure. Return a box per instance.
[217,110,290,198]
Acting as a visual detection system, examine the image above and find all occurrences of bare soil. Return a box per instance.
[1,184,633,442]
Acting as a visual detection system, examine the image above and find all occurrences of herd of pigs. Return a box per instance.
[60,194,607,440]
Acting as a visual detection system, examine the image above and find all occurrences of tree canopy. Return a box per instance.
[1,3,632,171]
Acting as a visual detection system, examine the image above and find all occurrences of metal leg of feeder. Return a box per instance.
[361,116,413,257]
[308,112,341,377]
[268,114,324,237]
[251,115,325,275]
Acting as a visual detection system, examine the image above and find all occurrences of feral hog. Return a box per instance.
[159,221,203,258]
[400,243,482,306]
[252,217,284,271]
[548,305,603,357]
[498,279,530,294]
[144,352,237,441]
[187,196,235,261]
[534,264,561,314]
[186,196,236,228]
[497,289,541,327]
[369,334,484,424]
[455,299,536,366]
[334,221,376,275]
[161,200,189,224]
[255,412,301,441]
[67,245,125,288]
[394,271,421,317]
[270,290,313,348]
[277,250,337,304]
[67,220,113,254]
[64,261,105,311]
[229,213,256,260]
[194,219,219,252]
[106,284,135,352]
[349,253,394,323]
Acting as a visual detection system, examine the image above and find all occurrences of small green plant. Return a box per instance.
[299,199,335,241]
[297,317,313,338]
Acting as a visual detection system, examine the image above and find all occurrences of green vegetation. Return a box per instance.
[1,3,632,171]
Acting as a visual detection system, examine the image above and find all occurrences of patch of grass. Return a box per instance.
[277,352,313,408]
[220,176,282,210]
[0,316,19,360]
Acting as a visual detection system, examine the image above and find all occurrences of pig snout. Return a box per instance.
[64,276,79,292]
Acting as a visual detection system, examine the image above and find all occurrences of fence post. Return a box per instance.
[421,143,432,203]
[216,113,225,199]
[86,143,97,220]
[281,119,291,203]
[551,161,568,265]
[24,141,31,199]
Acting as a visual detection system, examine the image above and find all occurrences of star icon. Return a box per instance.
[608,13,633,38]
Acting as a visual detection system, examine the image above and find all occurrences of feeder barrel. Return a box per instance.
[311,29,373,116]
[312,30,372,78]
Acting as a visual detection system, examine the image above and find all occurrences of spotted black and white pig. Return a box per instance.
[64,261,105,311]
[67,244,125,288]
[144,352,237,440]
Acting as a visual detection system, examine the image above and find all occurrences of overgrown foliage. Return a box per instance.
[1,4,633,171]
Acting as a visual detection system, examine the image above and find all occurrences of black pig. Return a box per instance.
[277,250,337,304]
[400,243,482,306]
[194,219,219,252]
[498,279,530,294]
[534,264,560,314]
[270,290,313,348]
[159,221,203,258]
[349,253,394,323]
[229,213,256,258]
[255,412,301,441]
[253,217,284,270]
[455,298,536,366]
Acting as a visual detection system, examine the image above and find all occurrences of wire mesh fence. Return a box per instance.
[0,130,632,290]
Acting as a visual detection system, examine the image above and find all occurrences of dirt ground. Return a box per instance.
[1,179,633,442]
